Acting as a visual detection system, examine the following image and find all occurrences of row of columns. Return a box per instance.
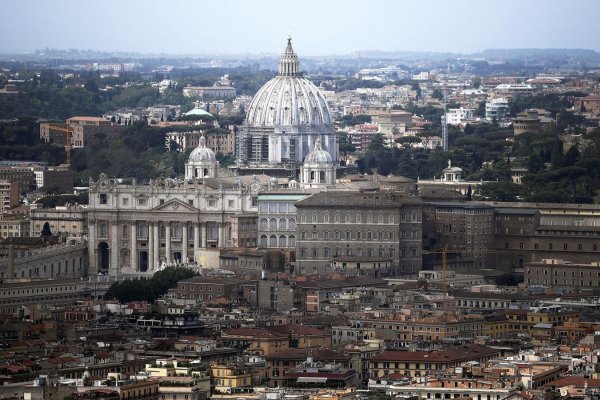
[91,220,229,274]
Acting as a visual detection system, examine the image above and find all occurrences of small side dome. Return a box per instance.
[188,135,216,162]
[304,138,332,164]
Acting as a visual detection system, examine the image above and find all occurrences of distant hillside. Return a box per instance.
[477,48,600,62]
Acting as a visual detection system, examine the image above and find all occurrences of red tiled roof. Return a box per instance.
[381,372,410,380]
[544,376,600,388]
[47,356,80,364]
[223,327,285,338]
[370,344,499,363]
[269,325,329,336]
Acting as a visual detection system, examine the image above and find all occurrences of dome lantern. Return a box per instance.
[278,36,301,77]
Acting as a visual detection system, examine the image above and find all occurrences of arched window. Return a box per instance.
[279,218,287,230]
[270,218,277,230]
[260,235,267,247]
[288,218,296,229]
[320,171,325,182]
[310,171,315,182]
[260,218,267,230]
[279,235,286,247]
[122,224,129,238]
[534,243,539,250]
[270,235,277,247]
[288,235,296,247]
[204,168,209,177]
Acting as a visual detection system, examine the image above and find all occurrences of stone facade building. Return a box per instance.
[30,205,87,238]
[294,191,423,275]
[525,258,600,288]
[491,202,600,274]
[422,201,495,271]
[0,241,88,280]
[86,137,265,276]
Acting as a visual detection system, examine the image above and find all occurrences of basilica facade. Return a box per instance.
[87,138,266,276]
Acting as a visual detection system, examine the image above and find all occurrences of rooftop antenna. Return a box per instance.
[442,62,449,152]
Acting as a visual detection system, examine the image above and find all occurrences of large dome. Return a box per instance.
[237,36,337,168]
[245,37,333,127]
[245,77,332,127]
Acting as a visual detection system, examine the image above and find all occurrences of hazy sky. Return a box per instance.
[2,0,599,56]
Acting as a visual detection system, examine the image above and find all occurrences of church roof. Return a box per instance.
[185,102,213,117]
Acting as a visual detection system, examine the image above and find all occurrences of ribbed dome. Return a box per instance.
[188,136,216,162]
[244,37,333,128]
[304,138,332,164]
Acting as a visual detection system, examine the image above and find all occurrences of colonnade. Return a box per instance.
[89,219,229,275]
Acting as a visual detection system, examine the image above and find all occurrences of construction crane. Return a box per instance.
[47,124,74,165]
[422,248,463,294]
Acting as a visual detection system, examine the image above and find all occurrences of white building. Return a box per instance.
[485,98,510,121]
[446,108,475,125]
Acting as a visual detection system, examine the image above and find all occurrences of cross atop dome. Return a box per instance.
[279,36,301,77]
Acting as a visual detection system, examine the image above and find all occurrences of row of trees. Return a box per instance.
[104,266,198,303]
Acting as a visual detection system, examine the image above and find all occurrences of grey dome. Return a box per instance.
[244,37,332,128]
[304,138,332,164]
[188,136,216,162]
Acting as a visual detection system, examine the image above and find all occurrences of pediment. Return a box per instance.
[151,198,197,212]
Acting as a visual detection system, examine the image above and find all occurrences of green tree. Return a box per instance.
[338,132,356,155]
[480,182,524,202]
[104,266,199,303]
